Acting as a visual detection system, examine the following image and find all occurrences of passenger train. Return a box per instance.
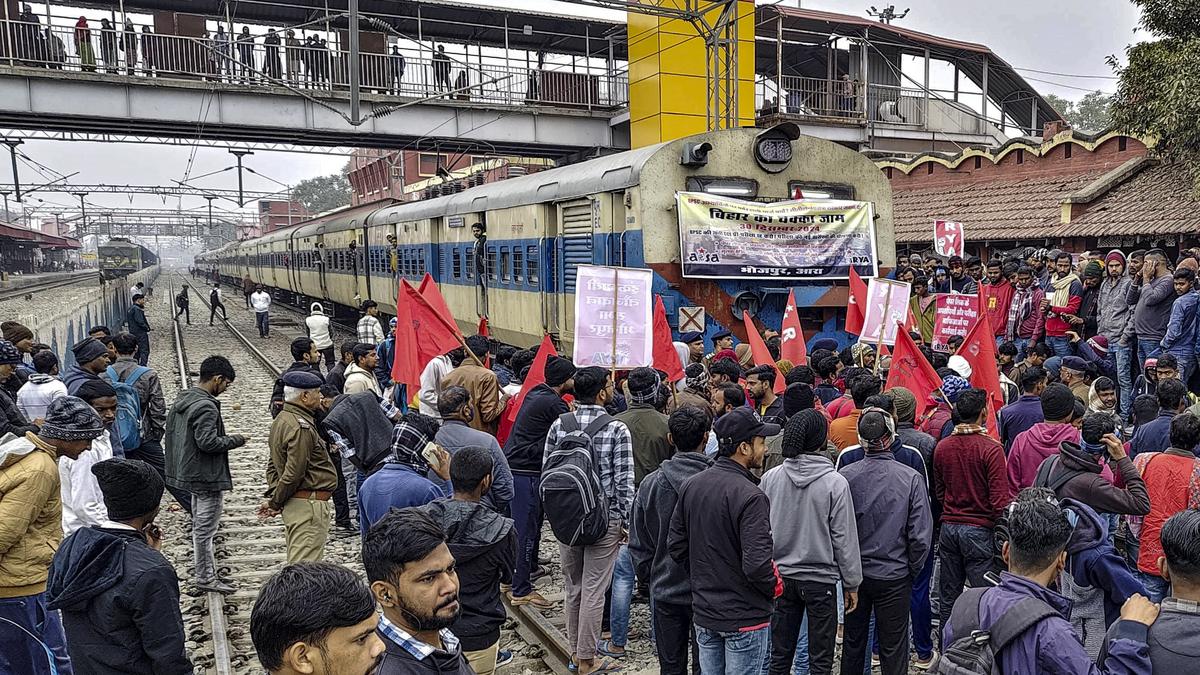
[197,126,895,350]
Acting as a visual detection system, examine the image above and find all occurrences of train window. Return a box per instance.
[418,250,427,277]
[466,248,475,280]
[452,248,463,279]
[500,247,511,283]
[526,245,539,286]
[513,247,524,284]
[487,246,498,282]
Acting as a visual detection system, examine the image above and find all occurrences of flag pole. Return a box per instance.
[874,282,892,376]
[609,267,620,380]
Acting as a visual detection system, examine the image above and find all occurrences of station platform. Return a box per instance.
[0,269,94,289]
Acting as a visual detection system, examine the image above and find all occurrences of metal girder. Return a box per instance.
[0,128,358,155]
[0,183,285,201]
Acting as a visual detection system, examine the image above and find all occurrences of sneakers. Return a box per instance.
[915,651,938,670]
[508,590,554,610]
[332,523,358,539]
[196,578,236,595]
[496,650,514,667]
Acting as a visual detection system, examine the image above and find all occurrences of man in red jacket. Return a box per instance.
[981,260,1015,344]
[933,388,1012,627]
[1042,252,1084,357]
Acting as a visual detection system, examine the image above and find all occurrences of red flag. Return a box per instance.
[741,311,786,394]
[886,325,942,419]
[846,267,867,335]
[417,273,461,337]
[477,317,491,368]
[504,334,557,426]
[652,297,685,382]
[958,313,1004,440]
[780,290,808,366]
[391,280,464,391]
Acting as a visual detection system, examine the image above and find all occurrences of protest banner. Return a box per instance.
[934,220,965,258]
[676,192,877,280]
[931,293,979,353]
[572,265,654,368]
[859,278,911,347]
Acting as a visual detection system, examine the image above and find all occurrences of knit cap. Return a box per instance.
[71,337,109,364]
[1040,383,1075,421]
[889,386,917,423]
[0,321,32,345]
[543,356,577,388]
[782,383,815,417]
[1105,250,1126,266]
[91,458,164,520]
[0,339,21,365]
[40,396,105,441]
[781,409,828,459]
[941,375,970,403]
[1083,261,1103,279]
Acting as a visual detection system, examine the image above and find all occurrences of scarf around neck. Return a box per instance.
[1051,273,1080,308]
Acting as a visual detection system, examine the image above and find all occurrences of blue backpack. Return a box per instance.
[106,366,149,449]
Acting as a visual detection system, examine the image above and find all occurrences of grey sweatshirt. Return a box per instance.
[1125,274,1176,343]
[760,454,863,591]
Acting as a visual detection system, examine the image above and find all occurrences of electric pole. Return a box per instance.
[866,5,909,23]
[228,149,254,208]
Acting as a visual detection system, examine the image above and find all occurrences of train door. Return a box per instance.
[286,231,300,302]
[555,198,595,344]
[351,221,372,304]
[315,225,328,299]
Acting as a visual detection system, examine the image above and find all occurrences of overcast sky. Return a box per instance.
[5,0,1144,247]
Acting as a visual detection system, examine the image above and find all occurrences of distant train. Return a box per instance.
[98,238,159,281]
[197,126,896,350]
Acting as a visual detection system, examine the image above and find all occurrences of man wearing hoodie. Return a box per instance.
[419,446,516,674]
[127,293,152,365]
[0,396,104,675]
[344,342,383,397]
[1007,383,1082,491]
[164,356,247,595]
[1035,412,1150,518]
[0,339,40,439]
[934,389,1012,628]
[305,301,335,371]
[1102,508,1200,671]
[839,408,932,675]
[942,489,1156,675]
[17,351,65,422]
[761,409,862,675]
[1098,251,1135,416]
[46,458,192,673]
[630,405,712,675]
[63,336,110,395]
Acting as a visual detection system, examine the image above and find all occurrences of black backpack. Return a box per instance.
[931,587,1059,675]
[1033,455,1088,494]
[540,412,612,547]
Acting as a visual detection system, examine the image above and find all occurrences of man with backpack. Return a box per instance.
[668,406,779,674]
[1034,412,1150,517]
[938,488,1157,674]
[174,284,191,325]
[209,283,227,325]
[541,366,633,675]
[107,333,189,512]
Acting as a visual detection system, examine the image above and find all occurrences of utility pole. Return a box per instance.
[72,192,89,238]
[866,5,909,24]
[228,149,254,207]
[0,191,10,223]
[349,0,362,123]
[2,139,23,201]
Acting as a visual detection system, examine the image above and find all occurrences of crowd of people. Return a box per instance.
[5,242,1200,675]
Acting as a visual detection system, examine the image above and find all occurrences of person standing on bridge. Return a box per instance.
[264,28,282,81]
[209,282,227,324]
[237,26,256,84]
[121,19,137,76]
[74,16,96,73]
[174,284,191,325]
[433,44,452,94]
[127,293,152,366]
[99,18,118,75]
[285,30,302,85]
[261,370,338,563]
[251,284,272,338]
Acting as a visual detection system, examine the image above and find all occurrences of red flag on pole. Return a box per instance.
[741,310,786,394]
[652,296,685,382]
[846,266,867,335]
[780,289,808,366]
[417,273,460,336]
[886,325,942,419]
[477,316,491,368]
[391,280,464,391]
[958,313,1004,440]
[498,334,558,446]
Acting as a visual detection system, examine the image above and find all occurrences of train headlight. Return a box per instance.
[754,122,801,174]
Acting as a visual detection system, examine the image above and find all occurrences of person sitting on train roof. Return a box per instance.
[441,336,505,436]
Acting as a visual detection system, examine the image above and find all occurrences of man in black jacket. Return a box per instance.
[271,337,325,416]
[0,339,39,437]
[668,406,779,674]
[502,355,575,609]
[46,458,193,674]
[419,446,516,674]
[326,340,357,393]
[630,405,711,675]
[127,293,152,366]
[363,508,474,674]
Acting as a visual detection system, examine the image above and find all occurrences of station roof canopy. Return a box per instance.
[0,222,81,249]
[82,0,627,58]
[756,5,1059,133]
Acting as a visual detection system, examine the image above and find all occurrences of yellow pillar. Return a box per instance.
[628,0,756,148]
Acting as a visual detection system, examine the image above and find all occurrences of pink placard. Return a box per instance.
[572,265,654,368]
[860,278,911,346]
[932,293,979,353]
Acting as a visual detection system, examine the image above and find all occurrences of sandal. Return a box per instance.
[584,657,624,674]
[596,639,627,659]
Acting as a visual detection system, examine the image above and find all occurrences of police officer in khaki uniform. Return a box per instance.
[258,370,337,563]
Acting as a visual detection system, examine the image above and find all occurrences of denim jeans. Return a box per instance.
[0,592,72,675]
[608,545,635,648]
[911,550,935,660]
[1046,335,1073,358]
[937,523,995,627]
[696,624,771,675]
[1139,573,1170,603]
[192,489,224,582]
[255,310,270,337]
[1012,337,1030,362]
[1112,343,1135,418]
[510,473,543,597]
[1138,340,1158,372]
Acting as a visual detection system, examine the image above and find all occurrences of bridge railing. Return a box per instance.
[0,21,629,111]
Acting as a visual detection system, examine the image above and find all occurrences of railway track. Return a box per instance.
[0,272,95,301]
[171,273,590,675]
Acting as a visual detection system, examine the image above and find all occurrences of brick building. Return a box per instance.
[879,125,1200,259]
[257,199,309,233]
[347,150,551,205]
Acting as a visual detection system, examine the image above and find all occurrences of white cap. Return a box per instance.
[948,354,973,379]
